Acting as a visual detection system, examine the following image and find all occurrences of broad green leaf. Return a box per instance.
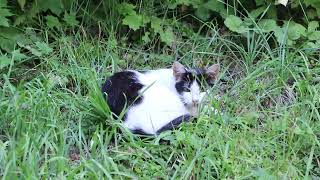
[243,17,254,26]
[17,0,26,10]
[122,13,144,31]
[0,0,12,27]
[167,2,178,9]
[205,0,224,12]
[35,41,53,55]
[195,6,210,21]
[160,28,174,46]
[46,15,61,28]
[291,0,300,8]
[0,55,11,69]
[14,15,26,26]
[314,8,320,16]
[142,15,150,24]
[0,27,25,52]
[304,0,320,15]
[255,0,265,6]
[0,9,12,26]
[0,36,15,52]
[142,32,150,43]
[224,15,246,33]
[274,27,285,42]
[61,0,72,10]
[304,0,320,7]
[274,27,294,45]
[205,0,227,18]
[285,21,306,40]
[258,19,278,32]
[307,21,319,32]
[304,42,317,48]
[173,0,201,8]
[249,6,267,19]
[63,12,79,27]
[0,0,6,6]
[308,31,320,40]
[22,44,42,57]
[118,3,136,15]
[151,17,162,33]
[28,47,42,57]
[24,28,41,43]
[11,49,27,61]
[35,0,63,15]
[266,5,277,19]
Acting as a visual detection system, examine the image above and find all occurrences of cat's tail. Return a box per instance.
[156,114,192,134]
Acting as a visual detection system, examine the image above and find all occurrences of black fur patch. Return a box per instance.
[131,129,153,136]
[137,70,149,74]
[102,71,144,117]
[175,68,212,94]
[156,114,191,134]
[129,115,192,135]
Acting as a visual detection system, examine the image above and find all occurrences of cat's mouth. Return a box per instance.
[192,100,199,106]
[181,99,199,108]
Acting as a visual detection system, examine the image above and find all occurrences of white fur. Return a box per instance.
[149,69,207,114]
[179,81,203,117]
[123,70,189,134]
[143,69,177,92]
[145,69,204,115]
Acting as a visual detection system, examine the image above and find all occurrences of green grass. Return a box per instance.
[1,24,320,179]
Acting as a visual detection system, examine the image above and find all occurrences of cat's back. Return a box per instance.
[138,68,176,92]
[101,69,173,116]
[102,69,189,134]
[102,70,144,116]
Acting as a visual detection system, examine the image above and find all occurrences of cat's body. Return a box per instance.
[102,62,219,135]
[123,70,190,134]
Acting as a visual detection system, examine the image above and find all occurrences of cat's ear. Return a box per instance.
[206,64,220,83]
[173,61,186,80]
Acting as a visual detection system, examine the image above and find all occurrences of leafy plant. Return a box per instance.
[0,0,12,27]
[160,0,320,47]
[0,0,319,71]
[118,2,176,46]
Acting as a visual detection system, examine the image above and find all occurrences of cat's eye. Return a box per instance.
[184,86,190,92]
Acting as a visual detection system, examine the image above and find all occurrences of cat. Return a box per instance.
[101,61,220,135]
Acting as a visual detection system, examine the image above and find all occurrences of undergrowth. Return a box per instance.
[1,0,320,179]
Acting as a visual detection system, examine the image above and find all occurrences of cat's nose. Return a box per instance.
[192,100,199,105]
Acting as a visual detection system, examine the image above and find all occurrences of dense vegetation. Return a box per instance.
[1,0,320,178]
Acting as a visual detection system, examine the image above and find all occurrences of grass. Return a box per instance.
[1,18,320,179]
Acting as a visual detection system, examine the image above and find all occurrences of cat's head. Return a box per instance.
[172,61,220,107]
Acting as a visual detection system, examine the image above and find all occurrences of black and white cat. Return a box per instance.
[102,61,220,135]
